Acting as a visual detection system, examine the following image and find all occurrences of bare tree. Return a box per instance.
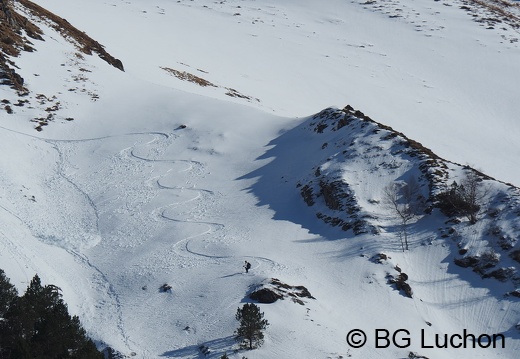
[459,171,484,224]
[384,177,425,251]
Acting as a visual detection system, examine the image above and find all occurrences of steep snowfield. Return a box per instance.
[33,0,520,185]
[1,0,520,358]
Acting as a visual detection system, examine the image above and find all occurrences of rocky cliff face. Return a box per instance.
[1,0,123,128]
[0,0,43,90]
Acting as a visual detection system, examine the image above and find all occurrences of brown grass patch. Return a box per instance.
[161,67,217,87]
[225,87,252,100]
[161,66,259,102]
[462,0,520,30]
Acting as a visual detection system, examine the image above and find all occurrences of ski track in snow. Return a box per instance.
[48,131,220,257]
[0,125,284,354]
[58,131,223,353]
[124,132,282,271]
[126,133,228,258]
[50,139,135,350]
[2,0,520,355]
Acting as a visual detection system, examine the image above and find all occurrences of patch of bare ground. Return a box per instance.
[467,0,520,25]
[225,87,259,101]
[161,67,217,87]
[161,66,260,102]
[358,0,445,33]
[29,93,62,130]
[460,0,520,42]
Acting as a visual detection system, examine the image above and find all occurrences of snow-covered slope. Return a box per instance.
[1,0,520,358]
[30,0,520,186]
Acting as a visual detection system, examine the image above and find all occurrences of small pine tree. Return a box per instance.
[0,269,18,318]
[234,303,269,350]
[0,273,103,358]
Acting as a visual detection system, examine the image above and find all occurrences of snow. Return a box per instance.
[1,0,520,358]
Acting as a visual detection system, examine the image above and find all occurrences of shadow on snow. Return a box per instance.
[161,335,236,358]
[237,115,348,241]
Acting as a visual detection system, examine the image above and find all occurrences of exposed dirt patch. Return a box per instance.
[359,0,519,44]
[459,0,520,43]
[161,67,217,87]
[161,65,260,103]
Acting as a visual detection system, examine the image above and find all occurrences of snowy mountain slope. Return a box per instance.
[249,105,520,286]
[1,0,520,358]
[32,0,520,187]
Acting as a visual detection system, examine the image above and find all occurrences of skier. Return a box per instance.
[244,260,251,273]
